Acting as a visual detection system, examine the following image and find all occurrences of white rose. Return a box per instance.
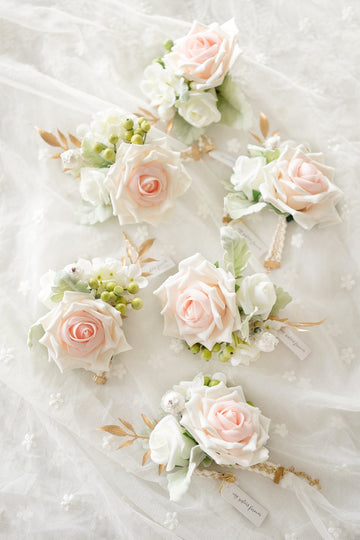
[180,381,270,467]
[149,415,195,471]
[254,331,279,352]
[237,273,276,319]
[154,253,241,350]
[37,291,131,374]
[176,90,221,128]
[230,155,266,200]
[261,143,343,229]
[80,168,110,207]
[104,141,191,225]
[165,19,240,90]
[230,341,260,366]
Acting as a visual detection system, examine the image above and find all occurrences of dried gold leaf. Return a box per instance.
[97,425,128,437]
[51,153,62,159]
[36,127,61,148]
[118,417,135,433]
[158,464,166,476]
[57,129,68,149]
[122,256,126,266]
[141,413,154,430]
[271,130,279,137]
[142,449,151,466]
[69,133,81,148]
[122,231,136,251]
[140,257,157,263]
[117,439,134,449]
[141,272,151,277]
[249,131,263,144]
[259,112,269,139]
[138,238,155,259]
[222,215,232,224]
[166,119,173,135]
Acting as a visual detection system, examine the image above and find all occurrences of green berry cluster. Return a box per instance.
[203,376,220,387]
[187,342,235,362]
[121,117,151,145]
[88,277,143,315]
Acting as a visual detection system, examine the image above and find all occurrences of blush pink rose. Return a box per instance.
[126,161,168,207]
[165,20,240,90]
[261,144,342,229]
[104,142,191,225]
[154,253,241,350]
[180,381,270,467]
[38,291,131,374]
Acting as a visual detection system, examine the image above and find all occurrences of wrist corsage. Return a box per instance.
[29,235,154,383]
[99,373,320,504]
[37,109,191,226]
[154,227,322,365]
[140,20,252,144]
[223,113,343,268]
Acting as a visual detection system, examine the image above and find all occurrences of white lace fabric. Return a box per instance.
[0,1,359,538]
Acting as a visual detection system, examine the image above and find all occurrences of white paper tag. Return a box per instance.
[221,483,268,527]
[142,257,175,279]
[277,326,311,360]
[235,222,268,258]
[209,150,235,168]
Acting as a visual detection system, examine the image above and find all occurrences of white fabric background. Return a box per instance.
[0,1,359,538]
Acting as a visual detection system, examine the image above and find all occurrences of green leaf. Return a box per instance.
[224,193,267,220]
[264,148,280,163]
[28,324,45,348]
[51,273,90,302]
[183,430,198,445]
[220,227,251,277]
[270,286,292,317]
[216,75,253,130]
[171,112,206,145]
[213,261,219,268]
[81,137,109,168]
[252,189,261,203]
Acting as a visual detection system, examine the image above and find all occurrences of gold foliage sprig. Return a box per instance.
[36,127,81,160]
[122,232,157,276]
[98,414,166,474]
[180,135,215,162]
[249,112,278,145]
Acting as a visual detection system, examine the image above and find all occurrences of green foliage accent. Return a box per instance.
[172,112,206,145]
[220,227,251,278]
[28,324,45,348]
[216,75,251,129]
[252,189,261,203]
[264,148,280,163]
[213,261,219,268]
[51,273,90,303]
[270,286,292,317]
[183,430,198,445]
[81,137,109,168]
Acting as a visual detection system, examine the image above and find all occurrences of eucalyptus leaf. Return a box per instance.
[172,112,206,145]
[220,227,251,277]
[81,137,109,168]
[270,286,292,316]
[216,75,253,130]
[28,324,45,348]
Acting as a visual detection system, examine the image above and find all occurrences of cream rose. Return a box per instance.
[104,142,191,225]
[38,291,131,374]
[149,415,195,471]
[180,381,270,467]
[176,90,221,128]
[230,155,266,200]
[261,144,342,229]
[237,273,276,319]
[79,168,110,207]
[165,20,239,90]
[154,254,241,350]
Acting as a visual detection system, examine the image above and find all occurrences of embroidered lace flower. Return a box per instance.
[37,109,191,225]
